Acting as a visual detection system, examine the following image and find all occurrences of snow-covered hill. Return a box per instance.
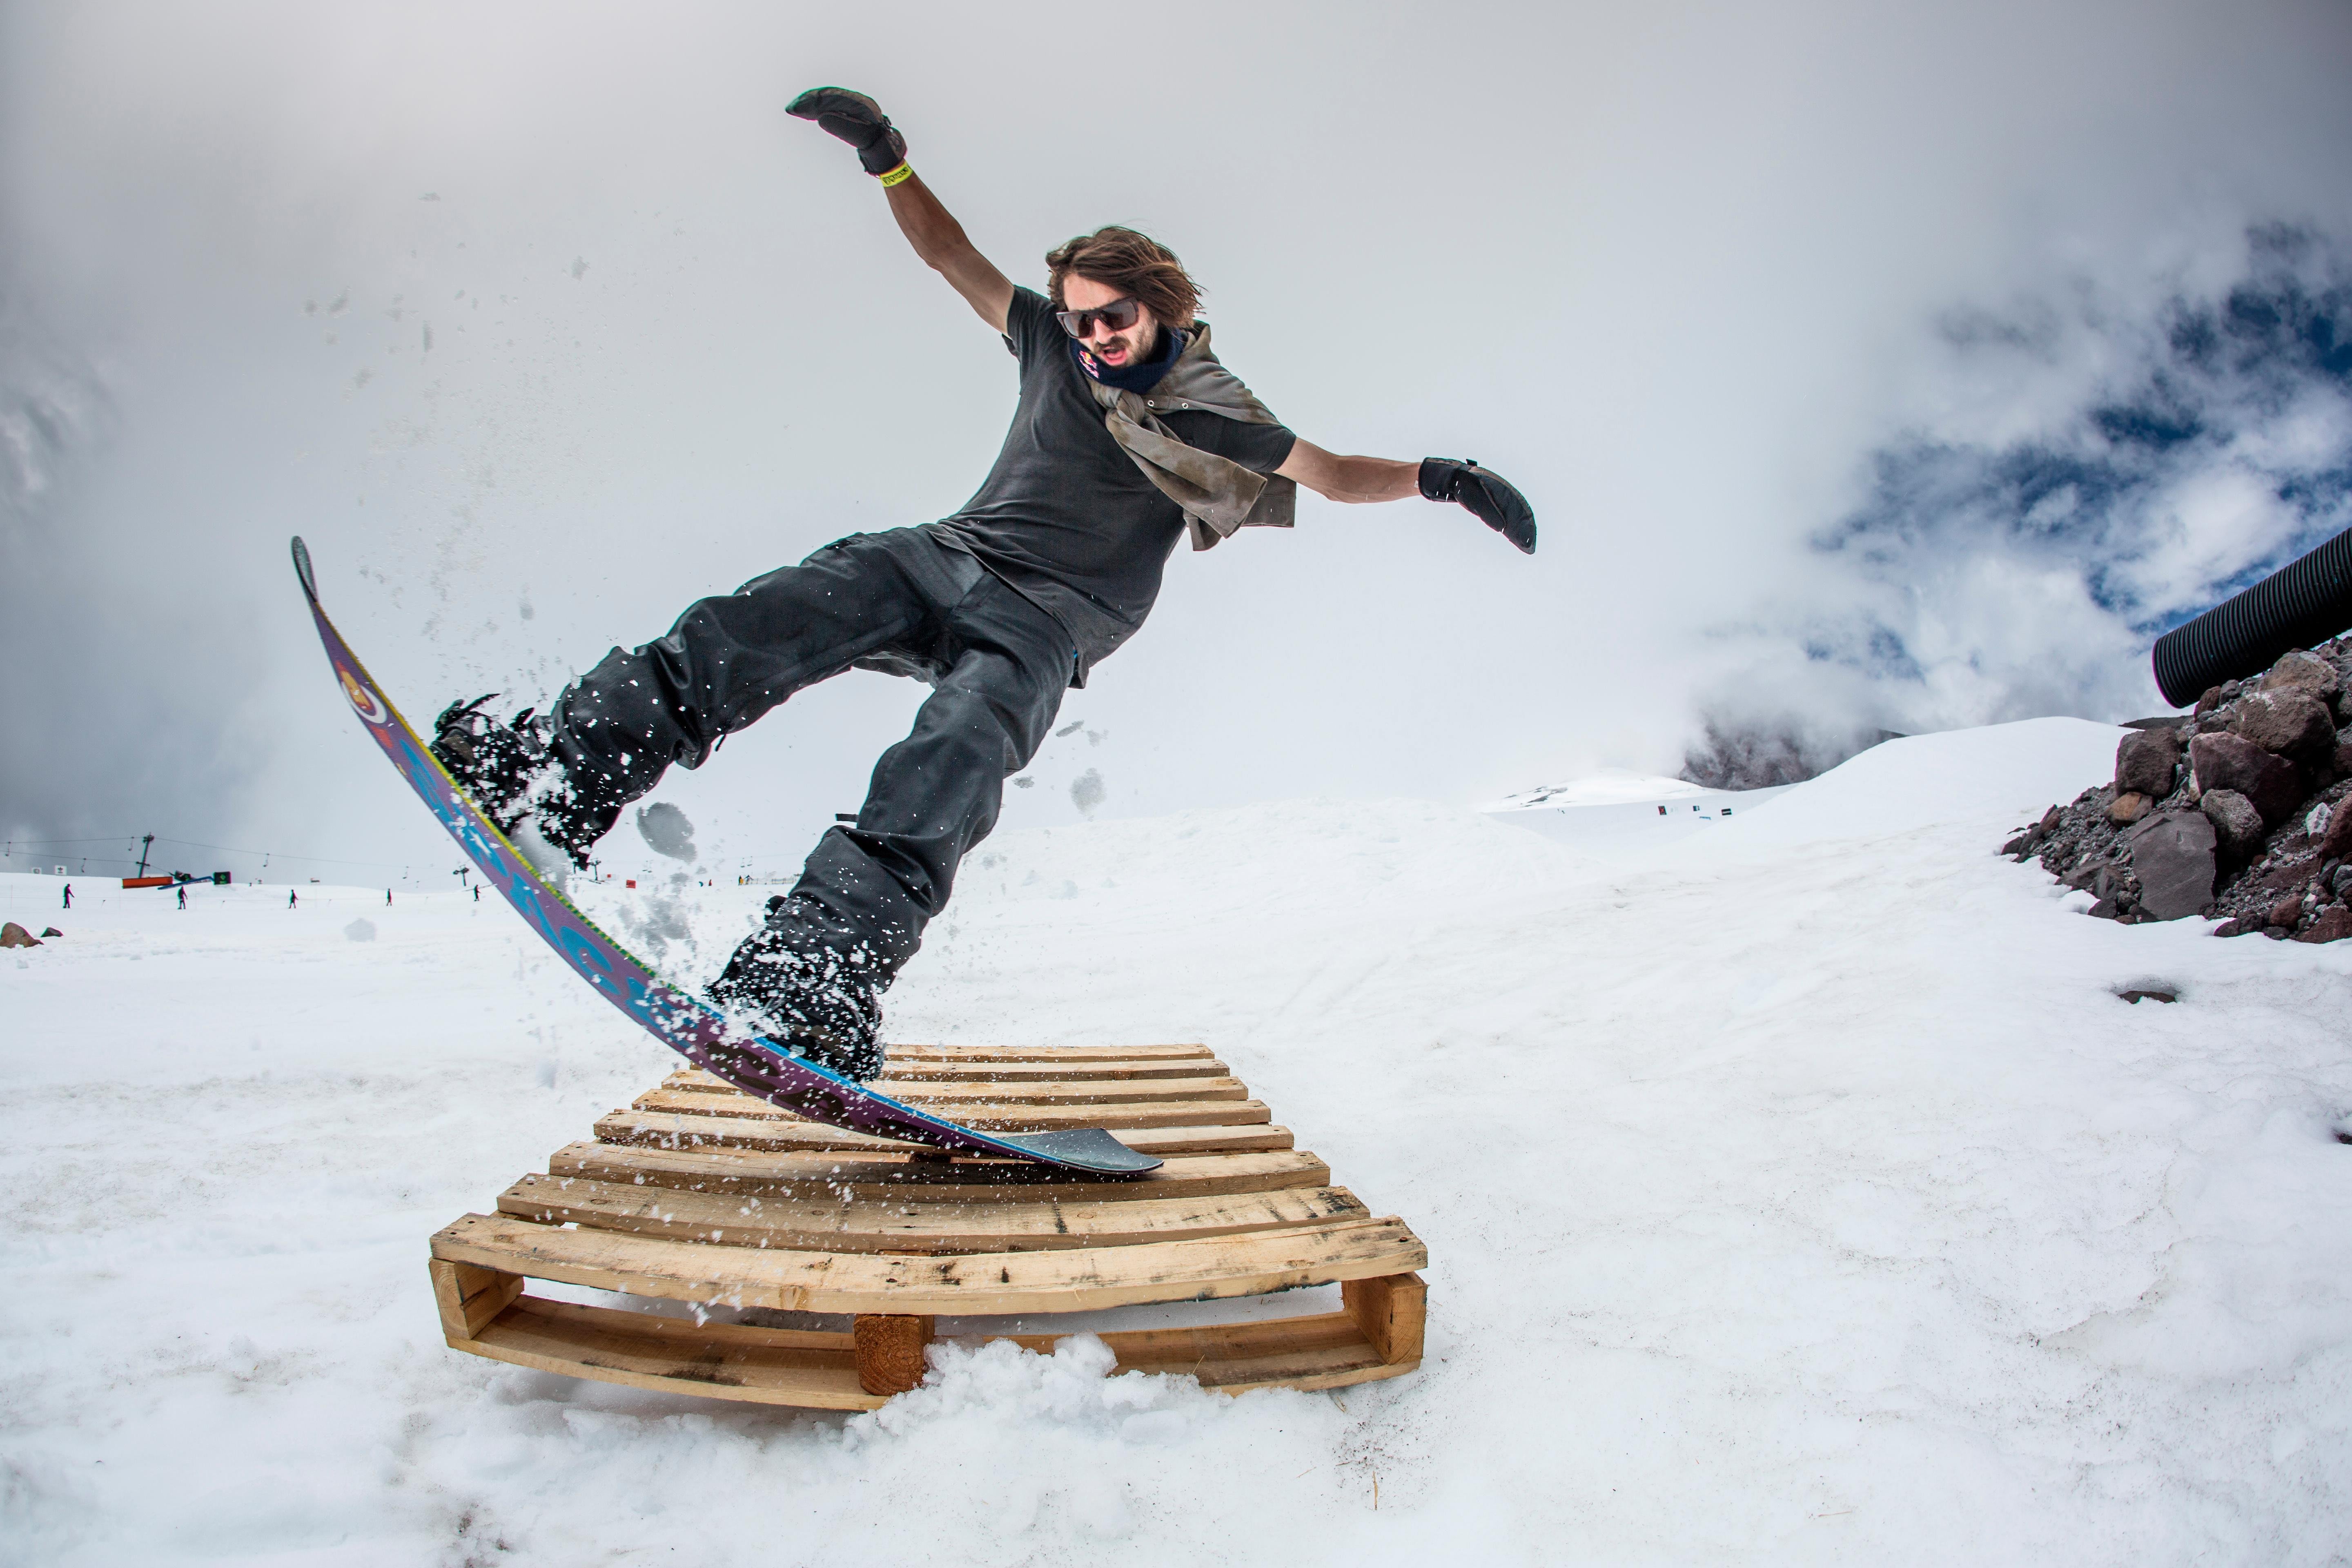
[3,719,2348,1565]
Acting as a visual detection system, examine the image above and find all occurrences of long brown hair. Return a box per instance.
[1045,227,1203,329]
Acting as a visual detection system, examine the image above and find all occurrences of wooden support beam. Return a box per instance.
[853,1314,935,1396]
[429,1257,523,1342]
[1342,1272,1427,1365]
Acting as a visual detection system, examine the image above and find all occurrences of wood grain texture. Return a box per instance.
[431,1210,1428,1315]
[497,1172,1372,1254]
[443,1295,1414,1407]
[429,1258,522,1341]
[624,1089,1272,1131]
[853,1315,934,1396]
[592,1109,1296,1156]
[544,1140,1332,1203]
[886,1043,1216,1062]
[1343,1272,1428,1364]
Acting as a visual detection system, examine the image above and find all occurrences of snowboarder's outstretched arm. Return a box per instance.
[1279,445,1539,554]
[788,87,1014,333]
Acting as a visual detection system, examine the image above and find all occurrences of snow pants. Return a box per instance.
[546,527,1076,981]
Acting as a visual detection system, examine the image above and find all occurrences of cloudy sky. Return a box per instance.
[4,0,2350,884]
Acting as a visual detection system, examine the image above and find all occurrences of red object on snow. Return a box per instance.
[626,879,637,889]
[122,876,173,889]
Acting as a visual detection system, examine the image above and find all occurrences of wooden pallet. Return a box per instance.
[428,1042,1429,1409]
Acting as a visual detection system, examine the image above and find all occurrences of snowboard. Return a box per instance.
[290,537,1161,1175]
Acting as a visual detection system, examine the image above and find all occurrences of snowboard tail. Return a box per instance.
[290,537,1159,1176]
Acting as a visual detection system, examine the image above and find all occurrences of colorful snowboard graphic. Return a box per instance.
[291,537,1160,1175]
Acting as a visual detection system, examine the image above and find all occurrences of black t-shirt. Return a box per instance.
[927,287,1296,680]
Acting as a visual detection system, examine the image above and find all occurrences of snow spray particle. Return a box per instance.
[1071,769,1106,818]
[635,802,697,862]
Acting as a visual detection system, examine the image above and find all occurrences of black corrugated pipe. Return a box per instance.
[2151,526,2352,707]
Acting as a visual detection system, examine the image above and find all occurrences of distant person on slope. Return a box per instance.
[429,87,1537,1082]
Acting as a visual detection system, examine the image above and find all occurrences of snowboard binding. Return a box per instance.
[706,895,887,1082]
[429,694,615,872]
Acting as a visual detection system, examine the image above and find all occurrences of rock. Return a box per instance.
[2116,987,2177,1003]
[2199,788,2267,864]
[2114,727,2181,797]
[2108,791,2152,825]
[2321,802,2352,862]
[0,922,40,948]
[2268,893,2307,929]
[2190,732,2305,824]
[2196,686,2224,716]
[2232,688,2337,764]
[2336,740,2352,777]
[2261,649,2341,702]
[2125,811,2218,920]
[2214,918,2254,938]
[40,927,61,938]
[2296,905,2352,943]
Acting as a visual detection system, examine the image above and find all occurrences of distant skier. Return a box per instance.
[431,87,1537,1082]
[60,884,71,910]
[288,889,298,909]
[177,885,187,910]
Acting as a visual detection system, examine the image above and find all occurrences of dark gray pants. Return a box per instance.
[548,528,1075,980]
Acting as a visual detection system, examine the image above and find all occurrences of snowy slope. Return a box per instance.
[3,720,2350,1566]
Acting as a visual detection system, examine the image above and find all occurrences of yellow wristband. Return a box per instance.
[877,162,913,188]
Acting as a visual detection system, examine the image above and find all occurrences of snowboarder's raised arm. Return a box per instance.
[788,87,1014,334]
[1278,444,1539,554]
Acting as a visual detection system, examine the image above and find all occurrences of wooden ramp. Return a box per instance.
[429,1042,1429,1409]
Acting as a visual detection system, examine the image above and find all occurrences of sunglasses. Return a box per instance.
[1055,296,1143,339]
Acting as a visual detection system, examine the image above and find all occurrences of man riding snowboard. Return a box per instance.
[431,88,1537,1082]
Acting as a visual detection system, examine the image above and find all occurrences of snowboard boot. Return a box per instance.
[428,694,619,872]
[705,895,887,1082]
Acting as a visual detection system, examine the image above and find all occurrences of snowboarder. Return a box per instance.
[430,87,1537,1083]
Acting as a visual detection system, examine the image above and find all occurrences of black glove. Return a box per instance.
[787,87,909,176]
[1420,458,1536,554]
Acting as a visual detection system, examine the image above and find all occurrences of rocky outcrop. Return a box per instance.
[2188,732,2305,824]
[2000,641,2352,940]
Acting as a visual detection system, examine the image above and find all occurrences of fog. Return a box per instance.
[4,0,2349,884]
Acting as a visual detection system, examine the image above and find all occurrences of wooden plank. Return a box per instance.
[677,1057,1234,1086]
[545,1141,1332,1203]
[439,1294,1414,1408]
[432,1210,1428,1315]
[628,1087,1269,1131]
[496,1173,1372,1254]
[879,1077,1248,1107]
[886,1043,1215,1063]
[593,1109,1296,1157]
[455,1294,885,1411]
[670,1067,1243,1098]
[429,1257,523,1341]
[1343,1272,1428,1364]
[1009,1312,1423,1392]
[853,1315,934,1396]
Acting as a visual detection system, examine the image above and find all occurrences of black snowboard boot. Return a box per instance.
[429,694,619,871]
[706,895,887,1081]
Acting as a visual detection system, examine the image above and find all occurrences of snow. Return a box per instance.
[1481,767,1715,811]
[5,718,2351,1564]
